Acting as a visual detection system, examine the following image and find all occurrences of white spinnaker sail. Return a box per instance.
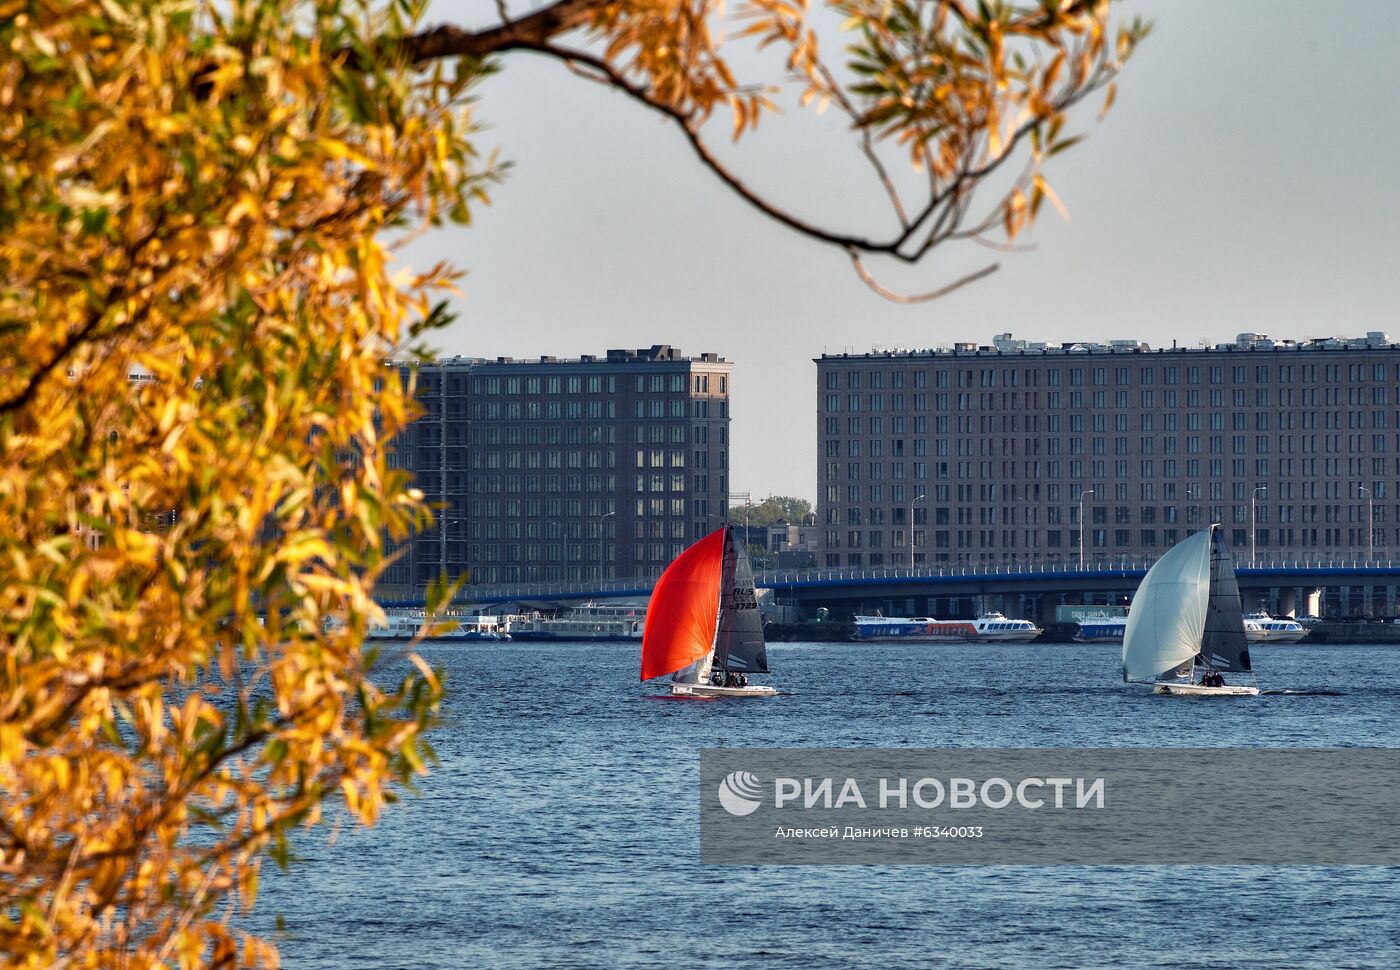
[1122,527,1213,682]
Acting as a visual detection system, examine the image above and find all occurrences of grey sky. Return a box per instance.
[403,0,1400,501]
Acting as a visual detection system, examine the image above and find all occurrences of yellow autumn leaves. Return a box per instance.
[1,1,478,966]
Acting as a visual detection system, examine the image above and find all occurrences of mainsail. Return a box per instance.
[1199,527,1251,672]
[713,526,768,673]
[1121,527,1213,682]
[639,528,724,681]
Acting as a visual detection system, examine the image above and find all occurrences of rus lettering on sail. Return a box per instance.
[732,587,758,610]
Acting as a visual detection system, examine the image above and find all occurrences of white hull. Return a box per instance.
[853,613,1041,643]
[1245,629,1308,644]
[1151,682,1259,697]
[1244,614,1307,644]
[671,683,779,698]
[854,632,1041,643]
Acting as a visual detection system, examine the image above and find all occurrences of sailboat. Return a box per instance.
[1121,524,1260,697]
[640,525,779,697]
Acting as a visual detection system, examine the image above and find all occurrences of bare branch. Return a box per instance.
[968,235,1038,254]
[848,249,999,303]
[355,0,1140,297]
[814,61,909,228]
[347,0,597,66]
[533,43,893,253]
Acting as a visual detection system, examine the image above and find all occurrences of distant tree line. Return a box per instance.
[728,496,814,528]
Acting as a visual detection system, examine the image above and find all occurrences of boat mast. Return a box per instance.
[707,525,729,669]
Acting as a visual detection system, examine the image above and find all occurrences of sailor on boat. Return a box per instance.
[1121,524,1262,697]
[639,525,779,698]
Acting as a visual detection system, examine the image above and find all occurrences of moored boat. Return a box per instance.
[852,612,1041,642]
[1243,612,1308,643]
[506,604,644,641]
[330,610,512,638]
[353,611,510,640]
[1073,612,1128,643]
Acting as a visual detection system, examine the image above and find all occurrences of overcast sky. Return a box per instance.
[403,0,1400,501]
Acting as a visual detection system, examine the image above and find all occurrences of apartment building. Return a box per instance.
[384,345,732,587]
[816,332,1400,566]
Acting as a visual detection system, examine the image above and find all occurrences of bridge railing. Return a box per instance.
[436,557,1400,604]
[749,558,1400,588]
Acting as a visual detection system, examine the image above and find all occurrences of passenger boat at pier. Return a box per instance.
[363,612,510,640]
[1073,612,1129,643]
[852,612,1042,643]
[1243,612,1308,643]
[506,604,645,642]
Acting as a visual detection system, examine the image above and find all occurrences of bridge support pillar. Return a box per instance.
[1305,588,1323,617]
[1278,587,1297,618]
[1240,588,1262,614]
[1037,594,1060,627]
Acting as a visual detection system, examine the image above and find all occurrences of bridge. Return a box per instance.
[386,558,1400,621]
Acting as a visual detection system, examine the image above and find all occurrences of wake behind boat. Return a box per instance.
[1122,524,1259,697]
[640,525,778,698]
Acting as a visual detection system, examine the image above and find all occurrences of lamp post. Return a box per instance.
[1359,484,1373,563]
[909,493,925,568]
[1078,489,1095,571]
[1250,485,1267,565]
[597,510,615,582]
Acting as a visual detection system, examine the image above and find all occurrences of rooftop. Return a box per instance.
[393,345,728,368]
[817,331,1396,361]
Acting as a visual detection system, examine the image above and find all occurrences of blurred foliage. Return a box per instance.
[0,0,489,965]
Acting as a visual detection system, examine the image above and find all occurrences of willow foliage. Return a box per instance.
[0,0,482,965]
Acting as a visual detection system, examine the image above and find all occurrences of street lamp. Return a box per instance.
[1359,484,1373,563]
[909,493,925,569]
[1078,489,1095,571]
[597,510,615,582]
[1250,485,1267,565]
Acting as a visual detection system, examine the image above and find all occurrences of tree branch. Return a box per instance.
[848,250,999,303]
[352,2,1135,295]
[351,0,598,66]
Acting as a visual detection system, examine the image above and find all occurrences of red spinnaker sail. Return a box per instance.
[639,527,725,681]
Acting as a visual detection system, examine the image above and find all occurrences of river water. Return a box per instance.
[257,641,1400,968]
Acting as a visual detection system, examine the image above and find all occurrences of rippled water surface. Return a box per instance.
[257,641,1400,968]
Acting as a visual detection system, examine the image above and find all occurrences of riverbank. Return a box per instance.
[1305,621,1400,644]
